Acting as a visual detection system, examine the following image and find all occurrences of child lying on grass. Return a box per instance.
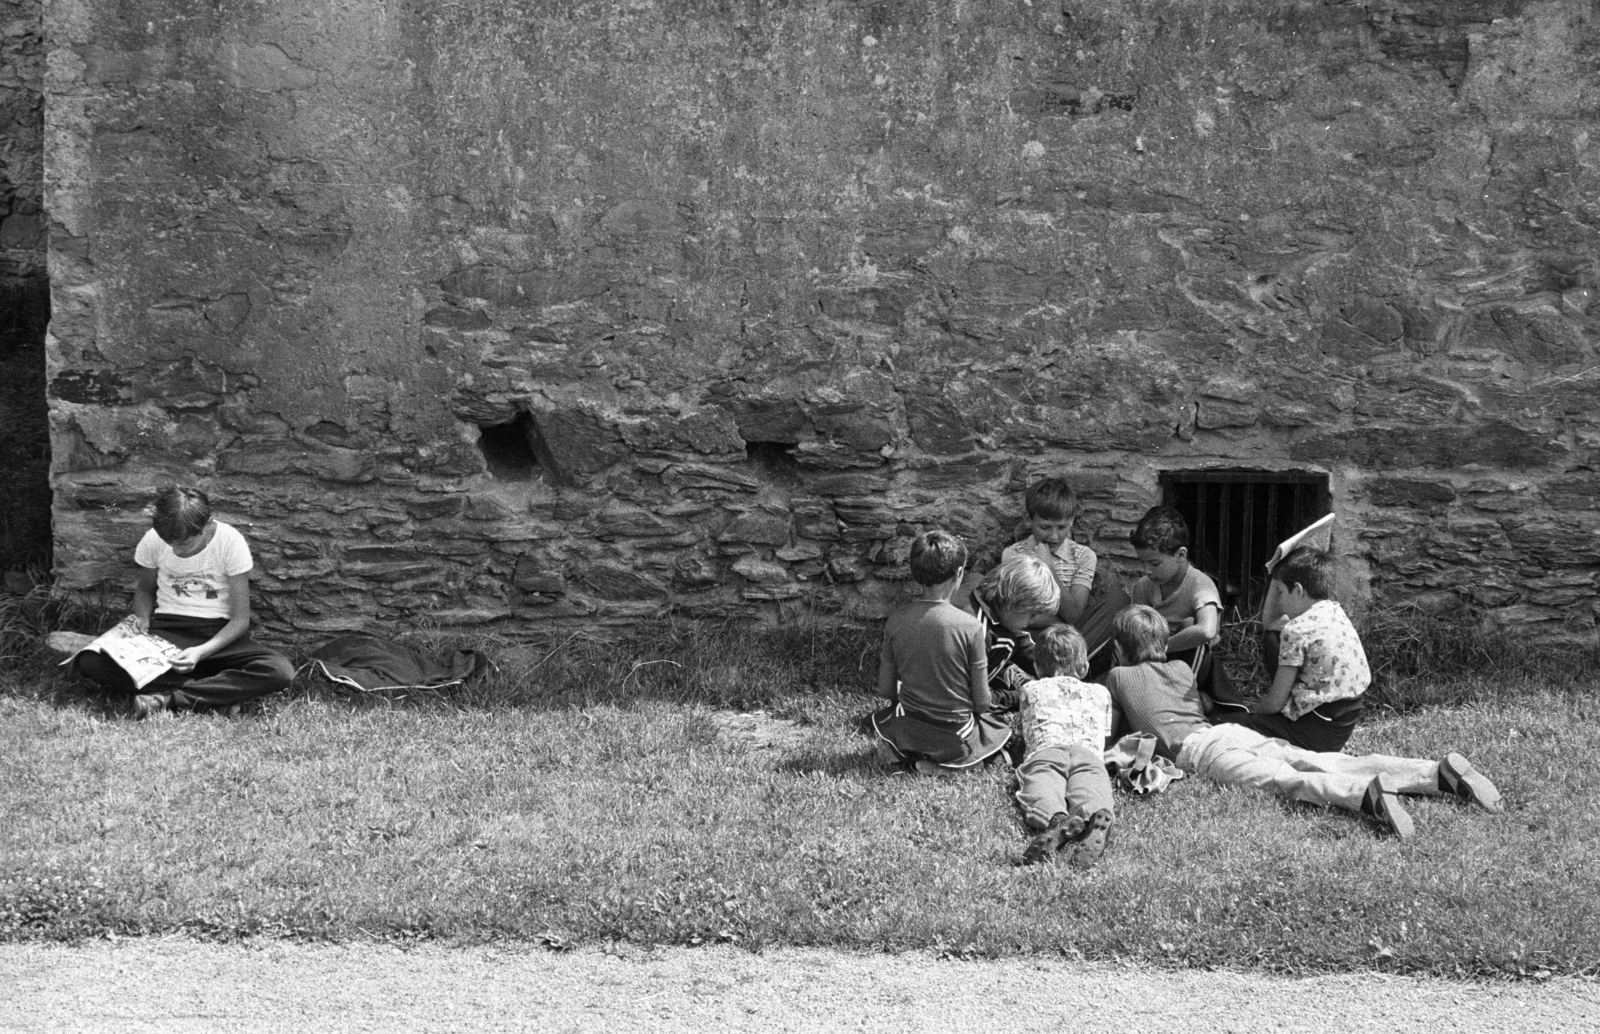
[1015,625,1116,869]
[1102,604,1501,838]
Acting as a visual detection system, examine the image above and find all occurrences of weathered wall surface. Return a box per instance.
[0,0,41,276]
[43,0,1600,637]
[1,0,50,572]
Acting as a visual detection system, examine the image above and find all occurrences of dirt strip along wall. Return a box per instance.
[42,0,1600,639]
[1,0,49,575]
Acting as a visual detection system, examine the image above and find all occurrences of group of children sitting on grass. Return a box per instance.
[77,483,1503,869]
[870,478,1503,868]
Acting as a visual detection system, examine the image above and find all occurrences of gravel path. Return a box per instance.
[3,940,1596,1033]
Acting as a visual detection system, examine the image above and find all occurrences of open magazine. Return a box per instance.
[58,616,183,689]
[1264,512,1335,574]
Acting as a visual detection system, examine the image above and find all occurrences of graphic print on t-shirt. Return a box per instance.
[169,575,221,600]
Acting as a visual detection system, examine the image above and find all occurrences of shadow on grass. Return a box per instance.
[773,746,889,780]
[4,597,886,722]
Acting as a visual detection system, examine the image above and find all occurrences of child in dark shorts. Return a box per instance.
[870,529,1011,774]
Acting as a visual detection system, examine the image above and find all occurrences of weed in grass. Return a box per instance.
[0,862,112,942]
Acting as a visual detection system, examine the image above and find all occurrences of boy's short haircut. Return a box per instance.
[1112,604,1170,664]
[1024,477,1080,522]
[981,554,1062,615]
[151,486,212,543]
[1034,625,1089,679]
[1131,505,1189,555]
[908,529,967,586]
[1271,546,1336,600]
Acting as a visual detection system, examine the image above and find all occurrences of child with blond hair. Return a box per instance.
[1102,604,1501,838]
[964,552,1063,710]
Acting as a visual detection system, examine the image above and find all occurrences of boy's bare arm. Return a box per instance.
[1165,603,1220,653]
[132,567,158,632]
[876,641,899,701]
[1252,663,1299,715]
[967,635,991,713]
[171,572,251,672]
[1058,585,1090,625]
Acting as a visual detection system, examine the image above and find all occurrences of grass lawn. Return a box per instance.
[2,620,1598,979]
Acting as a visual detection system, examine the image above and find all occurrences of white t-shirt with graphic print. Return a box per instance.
[134,522,253,620]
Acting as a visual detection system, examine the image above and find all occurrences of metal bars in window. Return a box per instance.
[1159,470,1331,619]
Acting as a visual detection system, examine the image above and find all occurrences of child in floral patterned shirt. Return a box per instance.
[1014,625,1116,868]
[1211,547,1368,751]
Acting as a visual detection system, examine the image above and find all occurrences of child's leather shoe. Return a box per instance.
[1022,812,1083,865]
[1066,809,1113,870]
[1438,752,1502,814]
[1361,774,1414,839]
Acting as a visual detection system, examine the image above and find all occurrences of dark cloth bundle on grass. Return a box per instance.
[305,635,489,694]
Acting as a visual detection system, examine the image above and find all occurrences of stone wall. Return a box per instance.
[42,0,1600,638]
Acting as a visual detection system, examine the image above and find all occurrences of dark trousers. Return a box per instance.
[1170,642,1233,703]
[1077,585,1129,680]
[1208,701,1362,753]
[74,614,294,710]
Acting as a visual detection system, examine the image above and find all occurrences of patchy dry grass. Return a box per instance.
[2,617,1598,979]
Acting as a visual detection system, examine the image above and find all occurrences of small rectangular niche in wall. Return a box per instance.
[476,413,542,481]
[745,440,800,484]
[1159,469,1330,615]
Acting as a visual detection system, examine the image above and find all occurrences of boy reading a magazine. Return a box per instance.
[73,487,294,717]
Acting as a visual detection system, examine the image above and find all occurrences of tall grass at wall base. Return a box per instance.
[439,620,882,717]
[1217,605,1600,714]
[0,581,124,693]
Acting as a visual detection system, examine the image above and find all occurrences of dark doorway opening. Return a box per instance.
[1160,469,1330,617]
[0,276,52,575]
[476,412,542,481]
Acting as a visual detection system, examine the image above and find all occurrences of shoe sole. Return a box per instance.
[1022,828,1068,865]
[1067,811,1114,869]
[1442,752,1503,814]
[1365,776,1414,839]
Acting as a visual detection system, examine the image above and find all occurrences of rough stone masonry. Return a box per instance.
[30,0,1600,638]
